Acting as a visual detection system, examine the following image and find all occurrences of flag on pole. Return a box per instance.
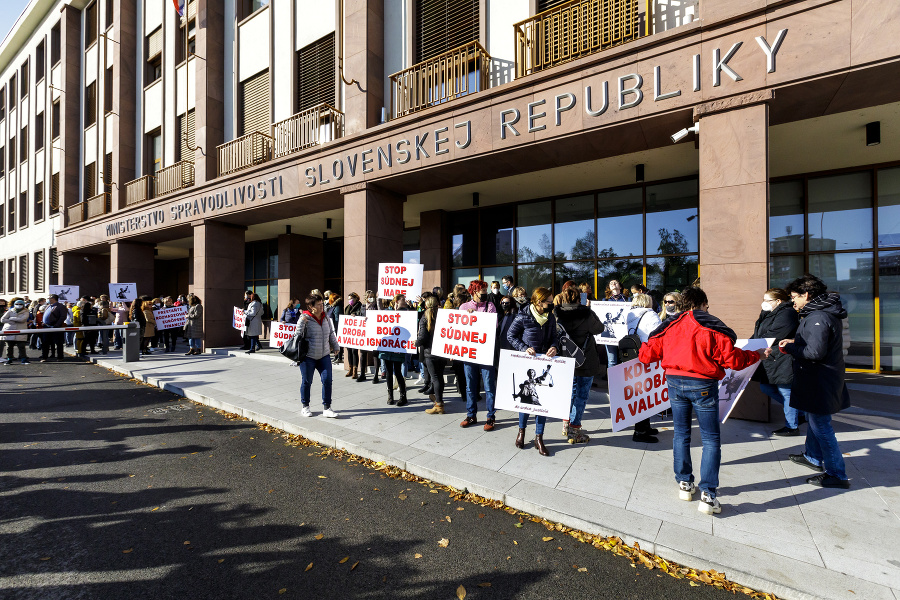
[172,0,186,17]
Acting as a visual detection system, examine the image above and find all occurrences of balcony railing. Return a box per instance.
[217,131,274,177]
[273,104,345,158]
[156,161,195,196]
[515,0,649,78]
[67,203,85,226]
[389,41,491,119]
[125,175,155,206]
[86,192,111,219]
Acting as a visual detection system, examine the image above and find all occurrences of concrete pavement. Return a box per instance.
[70,346,900,600]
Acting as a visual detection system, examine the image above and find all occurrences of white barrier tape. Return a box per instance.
[0,325,132,335]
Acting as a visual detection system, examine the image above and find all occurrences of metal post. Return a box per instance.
[123,322,141,362]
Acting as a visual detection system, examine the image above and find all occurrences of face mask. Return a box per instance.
[501,285,509,295]
[367,297,375,303]
[491,288,499,295]
[348,298,356,305]
[294,303,302,310]
[515,296,527,305]
[761,301,773,312]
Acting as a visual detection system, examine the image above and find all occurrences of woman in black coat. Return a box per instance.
[417,296,447,414]
[751,288,801,436]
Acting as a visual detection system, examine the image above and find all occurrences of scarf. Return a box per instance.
[530,304,548,326]
[798,292,841,318]
[303,310,326,325]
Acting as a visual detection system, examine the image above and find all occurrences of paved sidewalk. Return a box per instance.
[73,347,900,600]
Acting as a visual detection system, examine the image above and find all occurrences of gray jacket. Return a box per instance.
[297,312,339,360]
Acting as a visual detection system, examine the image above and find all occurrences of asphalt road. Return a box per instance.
[0,360,738,600]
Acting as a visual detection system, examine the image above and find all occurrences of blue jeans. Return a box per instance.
[299,355,333,407]
[668,375,721,496]
[464,363,496,420]
[803,412,847,480]
[189,338,202,350]
[114,329,123,348]
[605,345,618,368]
[519,412,545,435]
[569,375,593,426]
[759,383,803,429]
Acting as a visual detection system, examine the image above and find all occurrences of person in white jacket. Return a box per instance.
[625,293,663,442]
[1,299,31,364]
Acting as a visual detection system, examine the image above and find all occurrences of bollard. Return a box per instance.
[123,322,141,363]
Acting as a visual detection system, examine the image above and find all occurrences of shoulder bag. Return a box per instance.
[280,321,310,363]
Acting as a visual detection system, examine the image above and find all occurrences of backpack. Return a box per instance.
[617,311,648,363]
[556,320,591,368]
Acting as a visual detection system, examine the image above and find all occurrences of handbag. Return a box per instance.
[279,328,309,362]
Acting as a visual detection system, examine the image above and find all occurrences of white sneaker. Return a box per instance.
[698,491,721,514]
[322,408,339,418]
[678,481,696,501]
[300,406,312,417]
[415,375,425,385]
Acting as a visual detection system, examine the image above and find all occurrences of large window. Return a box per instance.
[415,0,479,63]
[447,177,699,298]
[296,33,335,112]
[245,239,278,320]
[770,166,900,372]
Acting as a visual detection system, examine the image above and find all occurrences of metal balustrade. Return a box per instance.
[273,103,345,158]
[125,175,155,206]
[217,131,274,177]
[156,161,195,196]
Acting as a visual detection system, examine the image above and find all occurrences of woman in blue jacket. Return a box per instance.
[506,287,559,456]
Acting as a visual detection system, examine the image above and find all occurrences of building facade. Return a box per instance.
[1,0,899,373]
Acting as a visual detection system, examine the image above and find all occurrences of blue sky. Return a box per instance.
[0,0,31,45]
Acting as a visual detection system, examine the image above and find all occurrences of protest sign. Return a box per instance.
[608,359,670,432]
[269,321,299,348]
[366,310,418,354]
[233,307,246,332]
[495,350,575,420]
[719,338,772,422]
[591,301,629,346]
[49,285,80,302]
[109,283,137,302]
[377,262,424,299]
[430,308,497,366]
[153,305,187,330]
[336,314,369,350]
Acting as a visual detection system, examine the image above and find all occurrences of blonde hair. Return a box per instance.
[659,291,683,320]
[631,293,653,309]
[423,296,439,331]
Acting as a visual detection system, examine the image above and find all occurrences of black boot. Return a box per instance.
[387,387,396,405]
[396,393,408,407]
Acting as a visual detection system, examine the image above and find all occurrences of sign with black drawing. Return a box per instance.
[109,283,138,302]
[590,301,629,346]
[495,350,575,420]
[49,285,80,302]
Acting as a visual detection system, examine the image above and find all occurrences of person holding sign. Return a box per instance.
[380,294,411,406]
[297,293,340,418]
[638,286,768,515]
[624,294,664,443]
[506,287,559,456]
[458,281,499,431]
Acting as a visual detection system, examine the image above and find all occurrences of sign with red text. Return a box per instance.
[336,315,369,350]
[430,308,497,366]
[377,263,424,299]
[269,321,299,348]
[608,359,670,432]
[152,305,187,330]
[495,350,575,420]
[591,301,629,346]
[335,311,418,354]
[719,338,771,422]
[233,307,246,332]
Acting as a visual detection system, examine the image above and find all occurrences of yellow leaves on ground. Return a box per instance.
[445,516,452,523]
[578,567,588,573]
[305,562,313,572]
[318,476,327,479]
[542,537,554,542]
[218,559,225,563]
[429,490,438,494]
[122,549,133,554]
[339,557,349,564]
[278,588,287,594]
[39,557,51,561]
[398,494,408,500]
[414,553,423,559]
[456,584,466,599]
[478,582,491,587]
[150,507,159,512]
[314,534,324,540]
[250,455,256,459]
[350,561,359,571]
[438,538,449,548]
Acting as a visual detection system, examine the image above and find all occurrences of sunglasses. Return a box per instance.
[664,300,676,305]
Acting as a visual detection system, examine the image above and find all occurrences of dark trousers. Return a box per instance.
[348,348,361,369]
[385,360,406,396]
[6,341,27,359]
[41,332,65,359]
[424,355,446,404]
[162,330,178,352]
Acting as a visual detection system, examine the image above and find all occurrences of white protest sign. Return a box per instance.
[719,338,772,422]
[153,305,187,330]
[269,321,298,348]
[495,350,575,420]
[49,285,80,302]
[233,306,246,332]
[337,314,369,350]
[109,283,137,302]
[377,262,424,299]
[366,310,418,354]
[591,301,629,346]
[430,308,497,366]
[608,359,670,432]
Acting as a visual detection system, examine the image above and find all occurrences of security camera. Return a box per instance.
[670,123,699,143]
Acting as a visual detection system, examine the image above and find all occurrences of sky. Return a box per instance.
[0,0,31,46]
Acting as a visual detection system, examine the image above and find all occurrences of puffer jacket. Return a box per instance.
[1,308,30,342]
[555,303,604,376]
[297,310,339,361]
[780,294,850,415]
[507,306,559,355]
[751,302,798,386]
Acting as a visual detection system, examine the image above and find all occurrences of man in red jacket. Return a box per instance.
[639,287,768,515]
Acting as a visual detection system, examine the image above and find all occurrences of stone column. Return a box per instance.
[419,209,449,293]
[58,252,111,296]
[697,98,770,339]
[277,233,325,313]
[194,0,226,184]
[342,184,403,297]
[59,6,82,217]
[343,0,384,135]
[193,221,246,348]
[110,241,156,297]
[111,0,137,210]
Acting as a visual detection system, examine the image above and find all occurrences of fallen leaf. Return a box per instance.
[315,534,324,540]
[278,588,287,594]
[39,557,51,561]
[218,559,225,563]
[305,562,313,572]
[429,490,438,494]
[478,514,485,519]
[398,494,408,500]
[478,582,491,587]
[689,581,700,587]
[183,541,191,545]
[438,538,449,548]
[445,516,452,523]
[150,507,159,512]
[268,489,274,493]
[542,537,554,542]
[382,576,387,582]
[122,549,133,554]
[318,476,327,479]
[515,523,523,528]
[350,561,359,571]
[513,541,518,545]
[339,557,349,564]
[414,553,423,559]
[456,584,466,600]
[578,567,587,572]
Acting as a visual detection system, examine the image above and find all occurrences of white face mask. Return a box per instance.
[761,301,774,312]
